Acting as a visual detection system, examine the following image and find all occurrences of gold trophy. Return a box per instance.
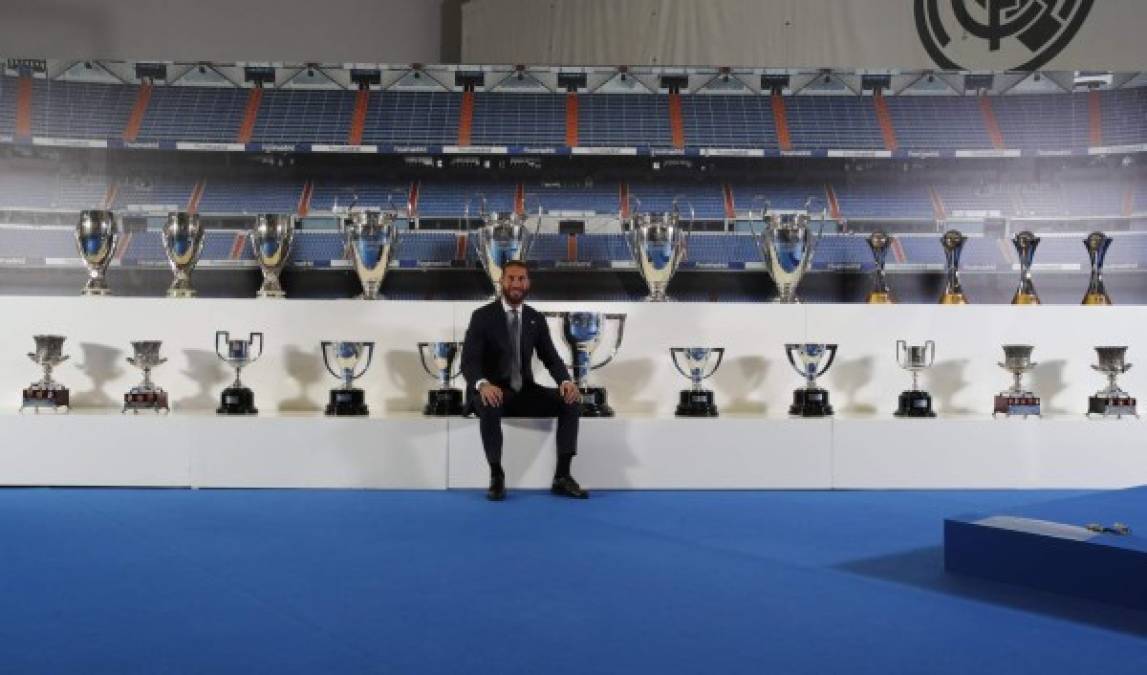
[1010,231,1040,305]
[938,229,968,305]
[1081,231,1113,306]
[866,231,894,304]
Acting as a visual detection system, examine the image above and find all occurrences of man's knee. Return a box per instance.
[476,399,503,420]
[559,399,580,419]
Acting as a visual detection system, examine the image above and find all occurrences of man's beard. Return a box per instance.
[503,287,528,304]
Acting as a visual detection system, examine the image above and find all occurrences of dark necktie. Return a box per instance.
[509,309,522,391]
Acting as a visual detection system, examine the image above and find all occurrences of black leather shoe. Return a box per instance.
[487,477,506,501]
[551,475,589,499]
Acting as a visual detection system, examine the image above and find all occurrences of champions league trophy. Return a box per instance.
[75,209,120,296]
[321,341,374,416]
[471,198,541,299]
[866,230,895,304]
[123,340,169,413]
[1082,231,1113,305]
[161,211,205,298]
[1010,231,1040,305]
[939,229,969,305]
[417,341,465,416]
[626,198,691,302]
[215,331,263,415]
[894,340,936,418]
[751,198,824,303]
[249,213,296,298]
[342,208,399,300]
[785,343,837,417]
[670,347,724,417]
[993,345,1040,418]
[1087,346,1137,418]
[21,335,70,413]
[544,311,627,417]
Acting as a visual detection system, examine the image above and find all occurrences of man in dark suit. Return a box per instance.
[462,260,587,501]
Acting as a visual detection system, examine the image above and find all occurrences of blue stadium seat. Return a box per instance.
[136,86,247,143]
[578,95,672,147]
[32,79,138,140]
[250,89,356,144]
[361,91,461,146]
[470,93,564,146]
[680,95,777,149]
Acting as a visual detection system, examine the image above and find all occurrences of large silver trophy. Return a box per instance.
[320,340,374,416]
[939,229,969,304]
[417,341,465,416]
[215,331,264,415]
[1087,346,1137,418]
[785,343,837,417]
[1010,231,1040,305]
[75,209,120,296]
[866,231,895,304]
[894,340,936,418]
[342,209,399,299]
[471,198,541,298]
[123,340,169,413]
[1082,231,1113,305]
[161,211,205,298]
[21,335,70,413]
[994,345,1040,418]
[751,198,824,303]
[626,198,691,302]
[670,347,724,417]
[249,213,296,298]
[544,311,627,417]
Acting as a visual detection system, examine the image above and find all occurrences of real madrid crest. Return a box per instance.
[915,0,1094,71]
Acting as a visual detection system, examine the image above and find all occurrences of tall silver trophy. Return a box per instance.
[161,211,205,298]
[75,209,120,296]
[1082,231,1113,305]
[544,311,627,417]
[751,198,824,303]
[249,213,296,298]
[215,331,264,415]
[472,200,541,298]
[21,335,70,413]
[994,345,1040,417]
[626,199,691,301]
[321,340,374,416]
[1011,231,1040,305]
[417,341,465,416]
[670,347,724,417]
[939,229,969,304]
[1087,346,1137,418]
[866,231,895,304]
[123,340,169,413]
[342,209,399,300]
[785,343,837,417]
[894,340,936,418]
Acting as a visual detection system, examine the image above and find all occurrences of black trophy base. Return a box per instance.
[790,388,833,417]
[123,389,170,414]
[218,387,258,415]
[326,388,369,417]
[894,390,936,418]
[676,389,719,417]
[993,394,1041,417]
[579,387,614,417]
[1087,395,1138,419]
[424,388,464,416]
[21,387,70,413]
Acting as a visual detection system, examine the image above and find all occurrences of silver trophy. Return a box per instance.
[417,341,465,416]
[161,211,205,298]
[939,229,968,304]
[785,343,837,417]
[123,340,169,413]
[215,331,264,415]
[626,199,691,302]
[670,347,724,417]
[1087,346,1137,418]
[320,340,374,416]
[751,198,824,303]
[249,213,296,299]
[1011,231,1040,305]
[342,209,399,300]
[471,198,541,298]
[1082,231,1113,305]
[544,311,627,417]
[866,231,894,304]
[994,345,1040,417]
[21,335,70,413]
[75,209,120,296]
[894,340,936,417]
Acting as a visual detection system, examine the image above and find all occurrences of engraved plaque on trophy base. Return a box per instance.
[939,292,968,305]
[424,388,464,416]
[123,389,170,414]
[218,386,258,415]
[1087,395,1138,418]
[790,388,833,417]
[21,387,70,412]
[1082,293,1112,306]
[1011,291,1040,305]
[578,386,614,417]
[676,390,719,417]
[326,388,369,417]
[866,291,893,304]
[993,394,1041,418]
[895,390,936,418]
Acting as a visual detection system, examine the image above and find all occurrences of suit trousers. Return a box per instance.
[474,382,580,467]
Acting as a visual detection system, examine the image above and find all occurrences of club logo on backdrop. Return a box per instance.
[915,0,1094,71]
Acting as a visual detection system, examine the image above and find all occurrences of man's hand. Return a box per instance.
[479,382,504,407]
[559,381,579,405]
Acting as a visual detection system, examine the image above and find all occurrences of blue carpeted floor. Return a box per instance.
[0,488,1144,674]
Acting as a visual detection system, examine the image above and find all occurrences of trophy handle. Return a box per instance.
[354,343,374,380]
[703,348,725,380]
[925,340,936,368]
[589,314,627,371]
[248,332,264,363]
[319,341,341,381]
[895,339,906,368]
[522,204,543,259]
[215,331,230,362]
[669,348,689,380]
[416,342,437,378]
[817,345,838,378]
[784,344,803,378]
[448,343,464,379]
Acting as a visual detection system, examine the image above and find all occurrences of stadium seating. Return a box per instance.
[137,86,247,143]
[32,79,138,140]
[784,96,884,150]
[361,91,461,146]
[578,95,672,147]
[250,89,357,144]
[679,95,777,149]
[470,93,564,146]
[418,181,515,219]
[993,93,1091,151]
[196,178,303,213]
[1099,88,1147,148]
[883,96,992,150]
[0,76,16,136]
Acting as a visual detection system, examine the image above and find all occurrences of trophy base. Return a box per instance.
[993,394,1041,418]
[866,291,894,304]
[676,390,718,417]
[939,292,968,305]
[790,388,833,417]
[1082,293,1112,306]
[166,287,197,299]
[423,388,464,416]
[326,388,369,417]
[578,387,614,417]
[256,289,287,299]
[1087,395,1138,418]
[123,389,170,414]
[21,386,70,413]
[1011,292,1040,305]
[894,390,936,418]
[218,387,258,415]
[80,286,111,297]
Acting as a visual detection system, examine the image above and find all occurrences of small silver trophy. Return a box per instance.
[1011,231,1040,305]
[21,335,70,413]
[939,229,968,304]
[785,343,837,417]
[1087,346,1137,418]
[75,210,120,296]
[544,311,627,417]
[161,211,206,298]
[123,340,170,413]
[669,347,724,417]
[472,199,541,299]
[1082,231,1113,305]
[250,213,296,299]
[994,345,1040,418]
[751,198,824,303]
[343,209,399,299]
[626,198,691,302]
[320,341,374,416]
[417,341,465,416]
[894,340,936,418]
[215,331,264,415]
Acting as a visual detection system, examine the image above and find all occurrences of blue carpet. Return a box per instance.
[0,489,1144,674]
